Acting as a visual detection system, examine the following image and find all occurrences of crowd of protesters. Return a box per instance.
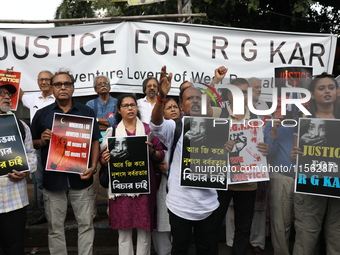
[0,65,339,255]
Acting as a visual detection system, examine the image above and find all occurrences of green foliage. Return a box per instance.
[55,0,95,27]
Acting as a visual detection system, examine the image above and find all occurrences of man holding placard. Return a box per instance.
[31,70,101,255]
[0,82,37,254]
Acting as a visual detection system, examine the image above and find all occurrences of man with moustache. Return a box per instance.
[30,70,101,255]
[19,70,55,225]
[86,75,117,220]
[150,66,234,254]
[137,77,159,123]
[0,83,37,254]
[248,77,269,111]
[86,75,117,133]
[214,78,269,255]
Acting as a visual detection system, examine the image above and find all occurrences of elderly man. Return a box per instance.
[248,77,269,110]
[137,77,159,123]
[86,75,117,219]
[19,70,55,225]
[30,70,101,255]
[215,78,269,255]
[86,75,117,132]
[0,83,37,254]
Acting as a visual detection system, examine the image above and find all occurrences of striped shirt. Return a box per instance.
[0,120,37,213]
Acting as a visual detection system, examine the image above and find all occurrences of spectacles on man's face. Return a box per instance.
[37,78,51,82]
[120,103,137,110]
[0,91,13,98]
[146,84,158,88]
[96,82,109,87]
[52,82,74,89]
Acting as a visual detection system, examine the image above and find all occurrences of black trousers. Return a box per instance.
[169,209,215,255]
[0,206,27,255]
[213,190,256,255]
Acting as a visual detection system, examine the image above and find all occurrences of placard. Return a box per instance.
[227,120,269,184]
[296,118,340,198]
[0,114,29,176]
[180,117,230,190]
[107,136,150,195]
[0,69,21,111]
[46,113,94,174]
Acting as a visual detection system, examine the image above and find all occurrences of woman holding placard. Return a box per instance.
[100,94,164,255]
[290,73,340,255]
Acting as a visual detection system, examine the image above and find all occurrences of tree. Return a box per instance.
[55,0,96,27]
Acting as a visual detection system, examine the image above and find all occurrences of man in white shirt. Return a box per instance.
[20,70,55,123]
[248,77,269,111]
[137,77,159,123]
[19,70,55,225]
[150,66,233,254]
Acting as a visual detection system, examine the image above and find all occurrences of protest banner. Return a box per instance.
[46,113,94,174]
[296,118,340,198]
[180,116,230,190]
[227,120,269,185]
[0,114,29,176]
[0,21,336,98]
[0,69,21,111]
[107,136,150,195]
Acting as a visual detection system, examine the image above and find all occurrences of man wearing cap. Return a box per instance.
[0,83,37,254]
[19,70,55,225]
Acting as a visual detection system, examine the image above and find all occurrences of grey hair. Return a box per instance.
[37,70,53,78]
[93,75,111,88]
[247,77,261,86]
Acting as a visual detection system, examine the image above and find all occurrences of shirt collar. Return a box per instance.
[227,104,251,121]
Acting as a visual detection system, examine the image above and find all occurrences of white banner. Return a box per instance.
[0,20,337,98]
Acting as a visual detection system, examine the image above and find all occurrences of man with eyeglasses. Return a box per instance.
[0,82,37,254]
[214,78,269,255]
[19,70,55,226]
[86,75,117,132]
[19,70,55,123]
[137,77,159,123]
[30,70,101,255]
[86,75,117,220]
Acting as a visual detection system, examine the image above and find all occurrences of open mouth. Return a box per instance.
[191,104,201,111]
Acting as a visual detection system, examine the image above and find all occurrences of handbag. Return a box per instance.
[99,127,116,189]
[99,165,109,189]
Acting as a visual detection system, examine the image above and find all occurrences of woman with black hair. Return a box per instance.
[100,94,164,255]
[290,72,340,255]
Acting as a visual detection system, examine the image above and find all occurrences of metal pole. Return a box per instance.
[0,13,206,25]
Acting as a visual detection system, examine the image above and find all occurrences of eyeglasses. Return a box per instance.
[52,82,74,89]
[165,104,179,111]
[0,91,13,98]
[37,78,51,82]
[146,84,158,88]
[96,82,109,86]
[120,103,137,109]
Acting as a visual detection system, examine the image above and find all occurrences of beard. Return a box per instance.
[0,99,11,112]
[148,92,156,98]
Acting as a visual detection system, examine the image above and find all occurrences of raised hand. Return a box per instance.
[158,66,172,99]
